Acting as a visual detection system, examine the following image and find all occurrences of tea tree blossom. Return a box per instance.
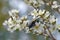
[31,9,38,18]
[9,9,19,17]
[24,0,40,8]
[3,9,57,40]
[44,11,50,19]
[38,10,45,16]
[49,15,56,24]
[52,1,59,9]
[51,1,60,13]
[3,9,29,32]
[3,0,60,40]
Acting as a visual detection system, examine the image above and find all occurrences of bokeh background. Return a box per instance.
[0,0,60,40]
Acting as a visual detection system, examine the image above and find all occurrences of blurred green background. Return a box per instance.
[0,0,9,31]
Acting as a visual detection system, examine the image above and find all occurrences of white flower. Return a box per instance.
[31,9,38,16]
[16,19,22,24]
[44,11,50,19]
[33,26,43,35]
[9,9,19,17]
[12,24,20,30]
[52,1,59,9]
[7,18,15,28]
[53,1,57,5]
[57,25,60,30]
[7,21,21,32]
[38,10,45,16]
[19,20,29,31]
[52,4,58,9]
[25,27,30,33]
[8,18,13,24]
[3,15,28,32]
[3,17,19,32]
[31,9,38,18]
[32,23,44,34]
[3,20,8,26]
[8,24,20,32]
[24,0,40,8]
[49,15,56,24]
[20,16,27,21]
[33,0,40,8]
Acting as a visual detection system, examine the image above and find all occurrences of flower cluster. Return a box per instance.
[24,0,41,8]
[28,9,57,35]
[31,9,45,19]
[3,9,57,36]
[51,1,59,9]
[3,0,60,40]
[3,9,29,32]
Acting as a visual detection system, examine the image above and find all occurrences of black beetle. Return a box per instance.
[28,18,39,28]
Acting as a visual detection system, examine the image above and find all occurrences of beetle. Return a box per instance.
[28,18,40,28]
